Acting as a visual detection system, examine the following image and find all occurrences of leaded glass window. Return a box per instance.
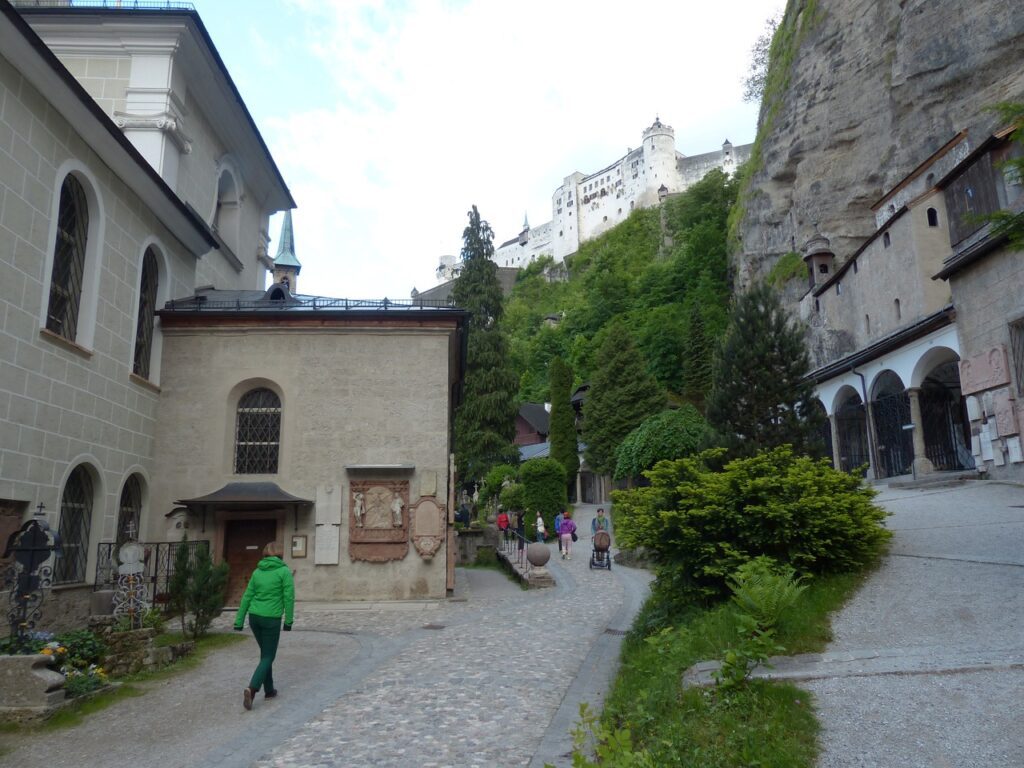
[234,388,281,474]
[132,248,159,379]
[46,175,89,341]
[117,474,143,546]
[1010,318,1024,397]
[54,465,94,584]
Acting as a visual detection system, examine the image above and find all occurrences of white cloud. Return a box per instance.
[265,0,778,299]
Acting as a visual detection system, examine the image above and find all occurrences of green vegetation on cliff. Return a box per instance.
[505,168,738,408]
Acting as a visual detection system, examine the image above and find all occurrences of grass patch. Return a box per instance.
[598,568,869,767]
[122,631,246,683]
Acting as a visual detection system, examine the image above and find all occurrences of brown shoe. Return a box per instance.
[264,689,278,699]
[243,687,254,710]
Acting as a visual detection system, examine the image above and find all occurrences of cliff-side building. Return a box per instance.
[492,118,752,270]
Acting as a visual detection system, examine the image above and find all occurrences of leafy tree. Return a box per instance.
[452,206,519,481]
[519,457,567,537]
[706,282,823,457]
[613,406,710,480]
[583,321,665,474]
[481,463,518,505]
[743,14,781,103]
[548,356,579,494]
[682,301,714,404]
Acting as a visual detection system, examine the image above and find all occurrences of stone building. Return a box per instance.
[490,118,751,271]
[801,124,1024,482]
[0,1,463,625]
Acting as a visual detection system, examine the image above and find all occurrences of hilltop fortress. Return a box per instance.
[435,118,752,282]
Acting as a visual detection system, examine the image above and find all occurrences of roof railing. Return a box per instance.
[11,1,196,11]
[162,295,459,312]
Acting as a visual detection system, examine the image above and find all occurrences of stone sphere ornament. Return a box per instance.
[527,542,550,567]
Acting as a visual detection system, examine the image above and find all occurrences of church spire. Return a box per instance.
[522,212,530,232]
[272,210,301,292]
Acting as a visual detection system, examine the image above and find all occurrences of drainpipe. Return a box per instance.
[851,365,877,480]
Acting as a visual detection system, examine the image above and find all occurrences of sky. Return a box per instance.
[192,0,778,300]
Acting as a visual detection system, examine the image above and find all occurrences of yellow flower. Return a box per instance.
[40,648,53,655]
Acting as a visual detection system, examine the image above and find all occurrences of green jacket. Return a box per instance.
[234,556,295,626]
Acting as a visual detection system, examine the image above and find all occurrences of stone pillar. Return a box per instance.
[907,388,935,475]
[829,414,842,471]
[575,471,582,504]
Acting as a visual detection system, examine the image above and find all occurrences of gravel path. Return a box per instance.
[0,504,650,768]
[806,481,1024,768]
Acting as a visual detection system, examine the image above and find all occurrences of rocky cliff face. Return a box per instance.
[736,0,1024,289]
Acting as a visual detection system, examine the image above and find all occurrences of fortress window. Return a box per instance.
[603,216,608,222]
[865,314,871,334]
[853,261,858,273]
[927,208,939,227]
[836,282,842,296]
[818,263,828,274]
[883,232,891,248]
[814,299,820,313]
[894,298,901,321]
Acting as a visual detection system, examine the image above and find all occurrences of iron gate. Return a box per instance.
[836,400,869,474]
[873,392,913,478]
[920,389,975,471]
[95,540,203,608]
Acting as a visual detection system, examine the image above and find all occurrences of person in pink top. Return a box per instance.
[559,510,577,560]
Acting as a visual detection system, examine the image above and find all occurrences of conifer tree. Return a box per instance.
[706,282,823,457]
[452,206,519,481]
[683,301,713,405]
[548,356,579,495]
[583,321,665,475]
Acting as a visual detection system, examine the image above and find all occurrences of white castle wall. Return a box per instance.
[498,119,752,270]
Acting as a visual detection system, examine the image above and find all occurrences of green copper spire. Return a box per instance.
[274,210,301,271]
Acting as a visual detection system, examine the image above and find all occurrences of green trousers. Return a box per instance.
[247,614,281,693]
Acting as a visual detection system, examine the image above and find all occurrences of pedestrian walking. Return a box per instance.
[515,510,526,550]
[233,541,295,710]
[554,509,565,553]
[560,510,577,559]
[535,511,547,542]
[497,509,510,541]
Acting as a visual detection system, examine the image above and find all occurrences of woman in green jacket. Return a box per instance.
[233,541,295,710]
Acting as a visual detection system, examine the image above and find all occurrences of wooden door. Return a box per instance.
[223,519,277,606]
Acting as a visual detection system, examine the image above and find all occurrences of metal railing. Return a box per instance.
[95,540,203,609]
[163,295,459,312]
[12,1,197,10]
[497,528,532,571]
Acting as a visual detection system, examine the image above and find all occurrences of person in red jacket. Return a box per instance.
[496,510,510,540]
[233,541,295,710]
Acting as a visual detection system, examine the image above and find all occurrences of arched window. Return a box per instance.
[46,175,90,341]
[54,465,94,584]
[132,248,159,379]
[234,388,281,474]
[926,208,939,227]
[894,298,901,321]
[882,232,891,248]
[213,168,241,257]
[117,474,143,545]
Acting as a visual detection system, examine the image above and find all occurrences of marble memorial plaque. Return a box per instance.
[965,395,981,421]
[1007,436,1024,464]
[959,346,1010,395]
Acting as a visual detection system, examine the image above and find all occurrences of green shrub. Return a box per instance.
[519,457,566,537]
[613,406,711,480]
[54,629,106,672]
[614,445,890,607]
[499,481,526,514]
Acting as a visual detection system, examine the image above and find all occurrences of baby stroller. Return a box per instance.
[590,529,612,570]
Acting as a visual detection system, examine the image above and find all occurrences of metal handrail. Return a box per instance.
[498,528,533,572]
[12,1,197,10]
[163,295,459,312]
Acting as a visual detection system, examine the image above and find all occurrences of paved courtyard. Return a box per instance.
[0,504,651,768]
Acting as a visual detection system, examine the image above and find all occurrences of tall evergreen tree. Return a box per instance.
[682,301,713,405]
[706,282,823,457]
[548,356,579,495]
[583,321,665,475]
[452,206,519,481]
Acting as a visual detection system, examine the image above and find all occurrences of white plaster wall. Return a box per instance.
[150,323,456,600]
[0,52,198,580]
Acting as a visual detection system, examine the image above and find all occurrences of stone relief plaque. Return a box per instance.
[349,480,409,562]
[993,388,1019,437]
[1007,436,1024,464]
[959,346,1010,395]
[410,496,446,560]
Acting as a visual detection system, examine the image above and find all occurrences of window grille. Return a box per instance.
[234,388,281,474]
[46,175,89,341]
[132,248,159,378]
[54,465,94,584]
[117,474,143,545]
[1010,319,1024,397]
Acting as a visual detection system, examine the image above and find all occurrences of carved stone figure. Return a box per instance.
[353,492,365,528]
[391,492,403,527]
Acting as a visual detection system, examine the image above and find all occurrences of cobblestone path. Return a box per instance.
[0,504,650,768]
